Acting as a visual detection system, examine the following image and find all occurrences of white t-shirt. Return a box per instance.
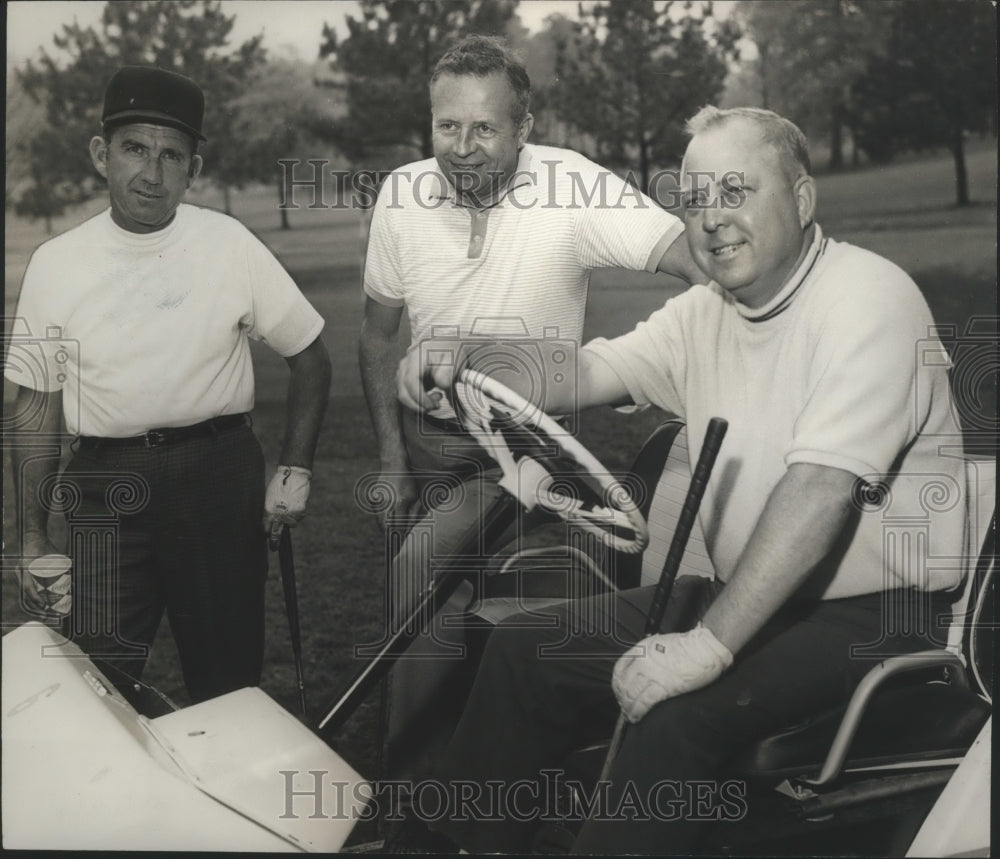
[364,144,684,347]
[6,204,324,437]
[586,227,967,599]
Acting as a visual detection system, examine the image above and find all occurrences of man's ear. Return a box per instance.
[794,174,817,228]
[517,113,534,149]
[188,153,203,185]
[89,136,109,179]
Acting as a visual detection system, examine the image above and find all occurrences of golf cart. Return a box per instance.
[3,367,993,855]
[348,367,995,857]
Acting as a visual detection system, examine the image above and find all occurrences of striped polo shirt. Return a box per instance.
[364,143,684,351]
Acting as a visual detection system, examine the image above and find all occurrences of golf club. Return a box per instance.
[273,525,307,715]
[317,491,519,736]
[596,416,729,785]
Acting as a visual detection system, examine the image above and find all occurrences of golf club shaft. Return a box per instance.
[596,417,728,786]
[317,491,518,736]
[277,526,308,715]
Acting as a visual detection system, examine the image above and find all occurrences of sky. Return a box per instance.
[5,0,590,67]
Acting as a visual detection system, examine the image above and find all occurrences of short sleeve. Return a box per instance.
[583,300,688,416]
[244,232,324,357]
[574,169,684,273]
[362,178,406,308]
[787,277,934,478]
[4,247,67,392]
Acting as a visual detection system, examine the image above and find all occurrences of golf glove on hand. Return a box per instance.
[264,466,312,533]
[612,623,733,723]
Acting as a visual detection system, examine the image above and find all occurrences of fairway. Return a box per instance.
[3,142,996,832]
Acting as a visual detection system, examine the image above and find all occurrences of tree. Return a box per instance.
[552,0,739,192]
[852,0,997,205]
[14,0,267,227]
[736,0,895,170]
[230,57,347,228]
[319,0,519,166]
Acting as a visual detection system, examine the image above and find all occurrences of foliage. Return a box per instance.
[227,58,346,227]
[319,0,520,166]
[736,0,894,170]
[851,0,997,205]
[552,0,739,192]
[14,0,267,228]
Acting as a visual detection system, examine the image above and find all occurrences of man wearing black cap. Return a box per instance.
[6,66,332,703]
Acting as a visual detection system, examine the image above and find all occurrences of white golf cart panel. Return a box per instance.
[905,458,994,859]
[906,715,991,858]
[2,622,366,852]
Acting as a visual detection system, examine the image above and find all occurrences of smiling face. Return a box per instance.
[430,72,532,206]
[89,123,202,233]
[681,119,816,308]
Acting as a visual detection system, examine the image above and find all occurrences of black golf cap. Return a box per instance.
[102,66,206,142]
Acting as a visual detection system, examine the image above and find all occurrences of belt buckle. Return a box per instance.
[145,430,168,448]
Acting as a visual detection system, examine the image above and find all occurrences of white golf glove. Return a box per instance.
[264,466,312,536]
[612,623,733,723]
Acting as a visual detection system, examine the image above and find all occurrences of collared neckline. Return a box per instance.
[423,146,536,211]
[735,225,827,322]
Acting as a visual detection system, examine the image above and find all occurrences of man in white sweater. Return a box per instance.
[396,106,966,853]
[6,66,331,703]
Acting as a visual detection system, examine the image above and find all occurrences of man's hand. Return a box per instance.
[19,530,60,613]
[611,624,733,723]
[397,348,455,414]
[264,465,312,543]
[374,468,422,531]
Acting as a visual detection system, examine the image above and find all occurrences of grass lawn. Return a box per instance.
[3,141,996,846]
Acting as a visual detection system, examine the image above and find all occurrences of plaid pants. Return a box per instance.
[60,421,267,703]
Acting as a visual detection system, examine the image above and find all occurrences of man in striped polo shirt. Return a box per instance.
[359,35,701,775]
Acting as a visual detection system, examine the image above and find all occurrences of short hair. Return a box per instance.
[430,35,531,126]
[686,106,811,178]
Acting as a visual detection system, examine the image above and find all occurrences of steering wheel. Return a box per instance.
[447,367,649,555]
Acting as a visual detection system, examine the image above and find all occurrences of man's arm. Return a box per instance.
[398,345,631,417]
[359,297,419,528]
[612,462,858,722]
[10,385,64,609]
[279,334,331,468]
[655,234,704,285]
[263,335,331,537]
[701,462,857,653]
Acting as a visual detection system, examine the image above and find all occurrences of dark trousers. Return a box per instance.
[60,422,267,703]
[430,578,952,854]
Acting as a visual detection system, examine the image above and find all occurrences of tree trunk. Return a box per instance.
[950,128,970,206]
[279,176,291,229]
[639,136,650,195]
[758,44,770,110]
[829,100,845,171]
[222,184,232,215]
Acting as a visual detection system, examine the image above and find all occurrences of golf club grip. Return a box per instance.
[644,417,728,636]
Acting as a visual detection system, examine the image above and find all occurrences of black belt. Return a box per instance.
[77,414,249,450]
